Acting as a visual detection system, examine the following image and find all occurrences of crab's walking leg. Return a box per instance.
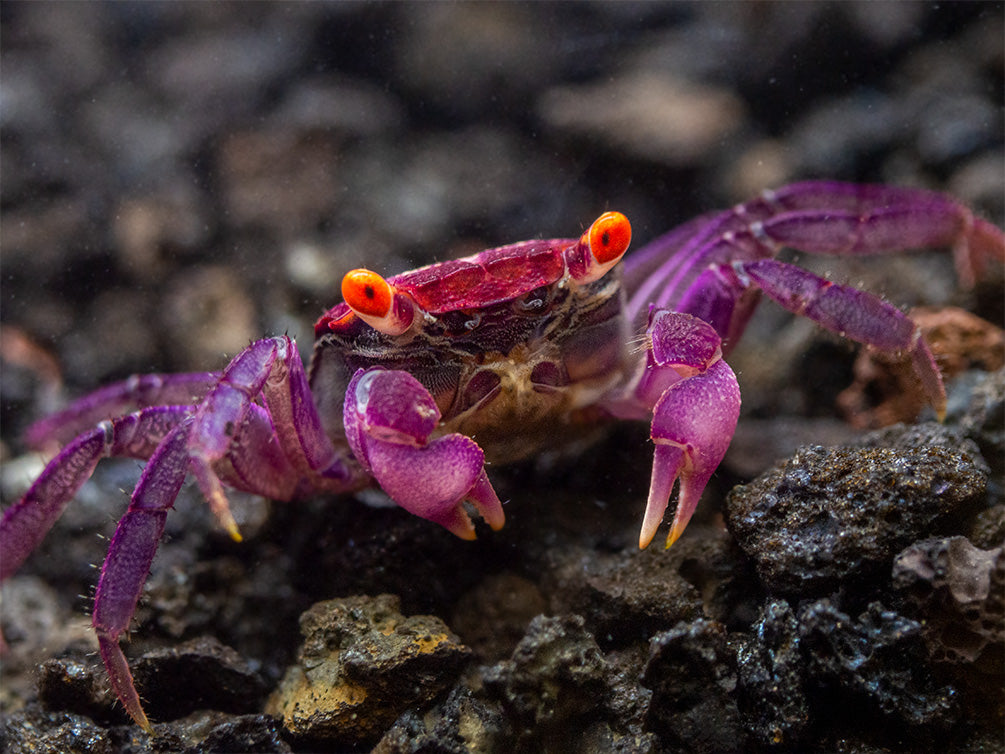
[343,368,505,539]
[92,421,193,733]
[741,259,946,417]
[25,372,218,450]
[0,406,191,582]
[630,311,741,549]
[626,181,1004,330]
[751,181,1005,286]
[184,337,358,540]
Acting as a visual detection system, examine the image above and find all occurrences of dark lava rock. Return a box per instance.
[131,636,268,724]
[602,644,656,744]
[958,367,1005,494]
[373,686,513,754]
[544,526,761,648]
[725,441,987,596]
[180,713,292,754]
[449,571,549,662]
[892,536,1003,669]
[641,618,745,754]
[1,707,117,754]
[969,503,1005,550]
[543,545,703,647]
[798,600,959,731]
[735,600,809,749]
[482,614,607,744]
[37,651,123,727]
[266,594,472,747]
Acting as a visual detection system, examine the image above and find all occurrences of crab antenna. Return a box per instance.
[567,211,632,284]
[342,269,416,336]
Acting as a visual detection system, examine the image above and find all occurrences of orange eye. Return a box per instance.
[342,269,393,318]
[588,211,631,265]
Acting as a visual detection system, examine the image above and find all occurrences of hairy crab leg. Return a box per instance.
[92,421,193,733]
[737,258,946,416]
[25,372,218,450]
[0,405,192,582]
[185,336,359,539]
[258,336,357,485]
[624,181,1004,330]
[671,256,947,416]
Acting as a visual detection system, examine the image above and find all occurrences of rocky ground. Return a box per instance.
[1,3,1003,753]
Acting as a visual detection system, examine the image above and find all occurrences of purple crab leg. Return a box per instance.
[671,254,947,416]
[25,372,218,450]
[625,181,1004,330]
[738,258,946,416]
[92,421,193,733]
[0,405,191,582]
[344,367,505,539]
[185,336,358,539]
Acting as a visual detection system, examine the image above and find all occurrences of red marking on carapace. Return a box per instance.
[390,240,571,313]
[317,238,575,336]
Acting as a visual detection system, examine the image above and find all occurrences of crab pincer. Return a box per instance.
[343,367,505,539]
[633,311,741,549]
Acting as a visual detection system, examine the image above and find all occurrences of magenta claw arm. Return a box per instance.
[644,358,740,548]
[344,368,505,538]
[629,312,741,549]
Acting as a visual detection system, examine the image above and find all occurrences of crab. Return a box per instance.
[1,181,1003,731]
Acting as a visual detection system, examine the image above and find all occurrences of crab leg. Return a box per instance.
[737,258,946,416]
[671,254,947,416]
[0,405,191,582]
[343,367,505,539]
[185,336,358,539]
[92,421,193,733]
[625,181,1004,329]
[25,372,218,450]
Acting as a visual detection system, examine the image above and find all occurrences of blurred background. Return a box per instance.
[2,2,1002,445]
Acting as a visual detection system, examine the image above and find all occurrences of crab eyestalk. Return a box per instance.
[567,211,632,283]
[341,269,417,336]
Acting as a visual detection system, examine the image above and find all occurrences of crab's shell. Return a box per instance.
[316,239,578,335]
[311,238,630,464]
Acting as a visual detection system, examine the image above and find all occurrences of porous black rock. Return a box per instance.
[725,441,986,596]
[641,618,746,754]
[798,600,959,731]
[482,614,608,743]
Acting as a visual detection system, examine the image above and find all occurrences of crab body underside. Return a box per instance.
[1,181,1002,731]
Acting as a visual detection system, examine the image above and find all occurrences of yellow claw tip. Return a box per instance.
[441,507,478,540]
[664,523,686,549]
[221,514,243,542]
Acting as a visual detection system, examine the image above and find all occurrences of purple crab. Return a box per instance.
[1,181,1002,731]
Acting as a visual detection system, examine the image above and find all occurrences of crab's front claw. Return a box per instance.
[639,312,741,550]
[344,368,505,538]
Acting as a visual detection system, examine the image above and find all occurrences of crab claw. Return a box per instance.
[343,368,505,537]
[638,312,741,549]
